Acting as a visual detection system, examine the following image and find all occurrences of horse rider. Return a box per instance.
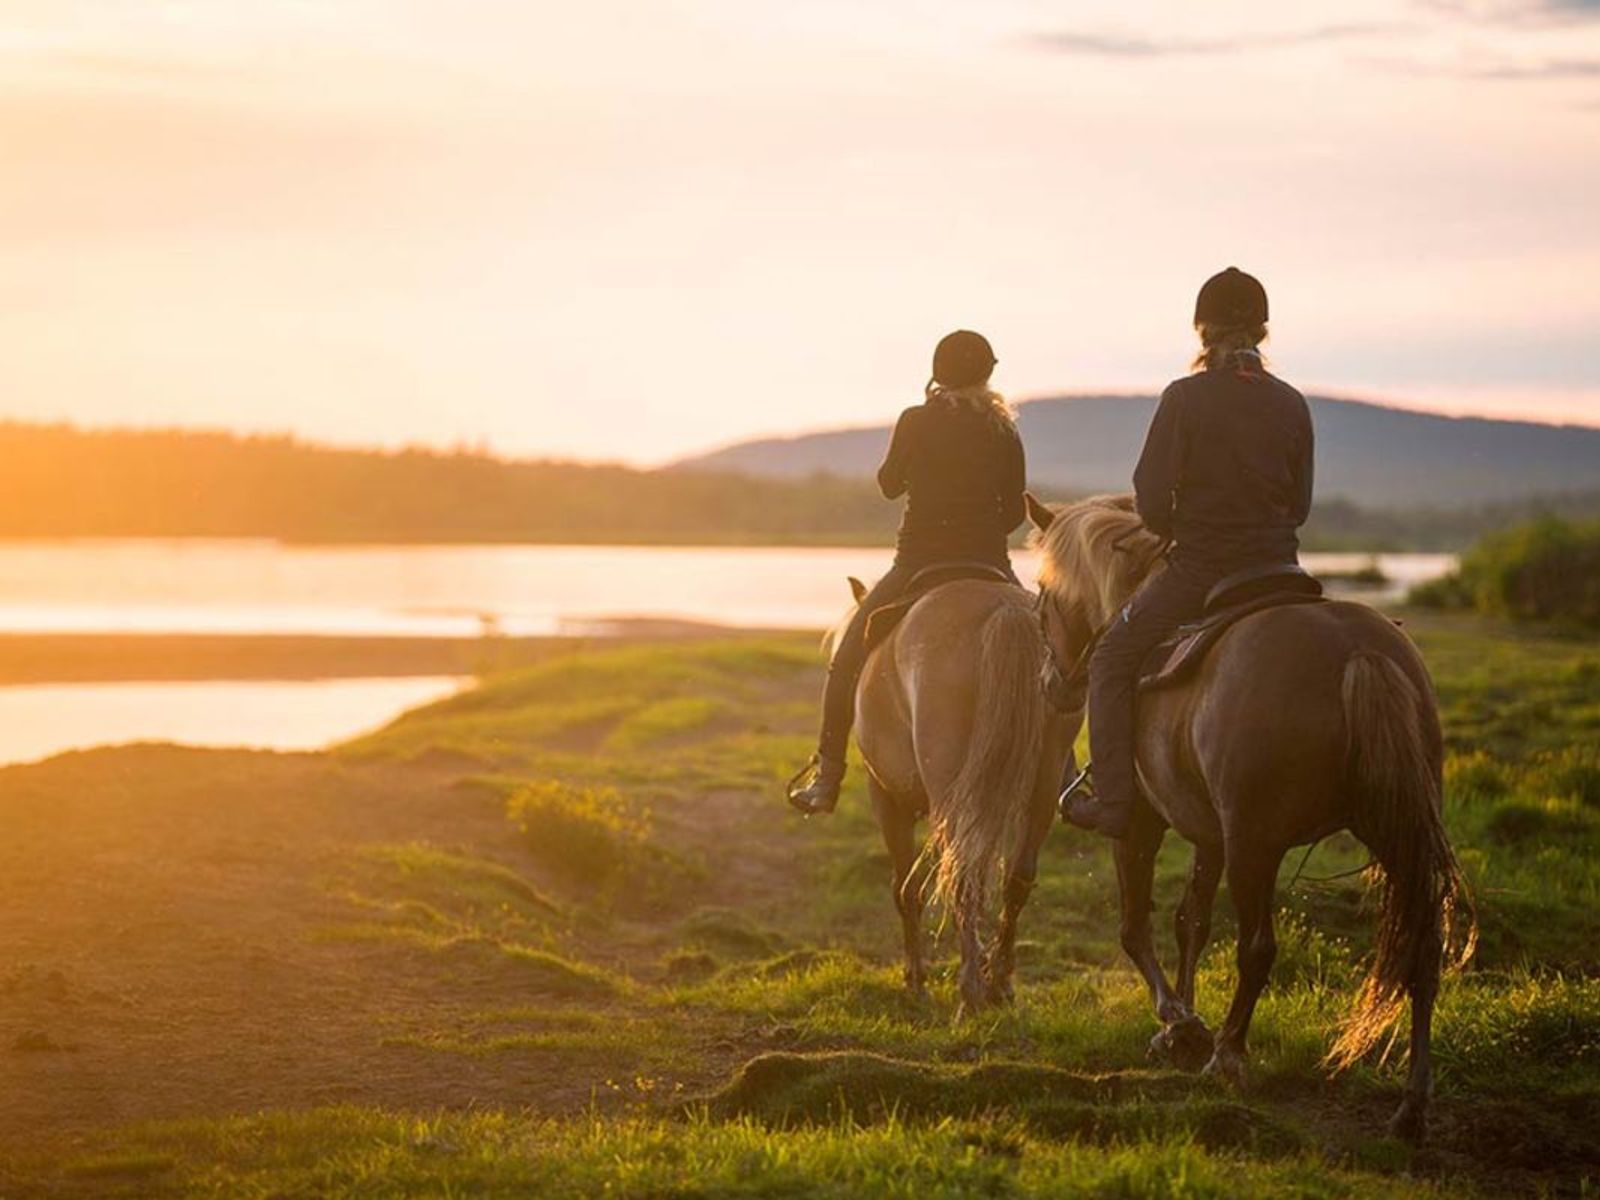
[786,330,1027,816]
[1060,268,1315,839]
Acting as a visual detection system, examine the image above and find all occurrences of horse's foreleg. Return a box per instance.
[871,777,925,997]
[1143,841,1225,1071]
[983,782,1055,1005]
[1204,843,1285,1089]
[1174,843,1224,1008]
[1114,802,1185,1026]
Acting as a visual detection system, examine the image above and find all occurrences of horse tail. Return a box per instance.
[925,598,1047,926]
[1329,652,1475,1068]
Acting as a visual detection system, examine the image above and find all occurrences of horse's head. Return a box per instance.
[1028,492,1163,714]
[1026,494,1088,711]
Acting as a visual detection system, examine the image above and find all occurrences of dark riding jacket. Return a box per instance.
[878,397,1026,568]
[1134,354,1313,570]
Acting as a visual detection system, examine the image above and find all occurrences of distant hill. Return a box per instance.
[676,394,1600,509]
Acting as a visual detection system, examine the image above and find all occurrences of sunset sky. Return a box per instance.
[1,0,1597,464]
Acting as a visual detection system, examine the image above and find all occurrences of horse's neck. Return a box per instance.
[1089,550,1164,630]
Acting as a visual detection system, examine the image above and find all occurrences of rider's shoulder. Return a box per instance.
[1159,377,1193,406]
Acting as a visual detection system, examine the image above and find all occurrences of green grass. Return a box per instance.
[13,616,1600,1197]
[3,1108,1467,1199]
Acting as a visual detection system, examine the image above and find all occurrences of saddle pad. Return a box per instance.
[861,564,1015,654]
[1139,591,1326,693]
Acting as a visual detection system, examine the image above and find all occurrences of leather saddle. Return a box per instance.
[1139,564,1325,692]
[862,561,1015,653]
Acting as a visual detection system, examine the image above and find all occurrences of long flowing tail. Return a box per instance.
[1330,652,1476,1067]
[924,600,1048,926]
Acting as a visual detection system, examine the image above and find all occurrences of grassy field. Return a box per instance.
[1,613,1596,1197]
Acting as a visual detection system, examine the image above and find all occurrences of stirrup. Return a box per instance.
[785,754,841,816]
[1058,761,1096,820]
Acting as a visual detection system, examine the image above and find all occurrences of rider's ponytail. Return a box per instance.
[927,380,1018,435]
[1193,322,1269,372]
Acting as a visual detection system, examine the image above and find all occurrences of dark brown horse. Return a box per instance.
[1028,493,1473,1142]
[840,576,1071,1016]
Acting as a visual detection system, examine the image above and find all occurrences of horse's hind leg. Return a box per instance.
[953,877,986,1019]
[1389,958,1438,1142]
[982,779,1056,1005]
[870,776,925,997]
[1204,841,1286,1089]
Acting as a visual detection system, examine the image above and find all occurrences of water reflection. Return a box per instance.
[0,541,1455,636]
[0,677,466,768]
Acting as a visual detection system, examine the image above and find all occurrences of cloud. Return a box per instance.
[1362,51,1600,79]
[1421,0,1600,26]
[1467,56,1600,77]
[1025,22,1406,58]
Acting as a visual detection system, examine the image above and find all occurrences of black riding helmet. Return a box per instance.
[931,330,997,389]
[1194,267,1269,326]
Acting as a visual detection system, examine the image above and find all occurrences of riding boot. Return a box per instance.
[1065,628,1141,840]
[1060,763,1132,839]
[787,630,867,815]
[786,751,846,815]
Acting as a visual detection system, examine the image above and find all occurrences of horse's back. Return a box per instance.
[856,580,1035,800]
[1140,600,1435,846]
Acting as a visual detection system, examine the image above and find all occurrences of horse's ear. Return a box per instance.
[1025,491,1055,532]
[848,576,868,603]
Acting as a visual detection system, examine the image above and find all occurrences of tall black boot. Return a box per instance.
[786,752,846,815]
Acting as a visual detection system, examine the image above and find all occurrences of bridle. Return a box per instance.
[1035,586,1109,712]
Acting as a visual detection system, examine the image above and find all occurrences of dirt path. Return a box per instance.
[0,743,793,1144]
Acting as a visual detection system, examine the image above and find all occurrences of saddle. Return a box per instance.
[1139,564,1325,692]
[862,561,1015,653]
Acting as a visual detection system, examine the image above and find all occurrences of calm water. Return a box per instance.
[0,677,467,768]
[0,540,1454,767]
[0,540,1453,637]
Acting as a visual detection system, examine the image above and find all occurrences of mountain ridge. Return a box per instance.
[674,394,1600,508]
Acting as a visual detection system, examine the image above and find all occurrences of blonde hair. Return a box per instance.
[1192,322,1269,372]
[924,381,1017,433]
[1031,494,1167,632]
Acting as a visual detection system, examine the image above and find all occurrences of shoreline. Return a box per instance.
[0,622,780,686]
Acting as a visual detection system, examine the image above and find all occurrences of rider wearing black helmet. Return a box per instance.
[1061,268,1315,838]
[787,330,1027,815]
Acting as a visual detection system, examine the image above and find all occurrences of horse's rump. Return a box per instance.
[857,580,1050,912]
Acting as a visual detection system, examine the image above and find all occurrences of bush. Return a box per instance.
[1411,516,1600,625]
[506,779,652,886]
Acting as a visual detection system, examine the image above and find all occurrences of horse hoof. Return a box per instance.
[1387,1099,1427,1145]
[1148,1016,1213,1072]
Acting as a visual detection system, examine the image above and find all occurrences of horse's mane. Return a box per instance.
[1031,493,1166,628]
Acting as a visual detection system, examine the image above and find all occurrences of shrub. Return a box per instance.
[506,779,652,886]
[1411,516,1600,625]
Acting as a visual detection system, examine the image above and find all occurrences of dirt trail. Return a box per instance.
[0,743,791,1144]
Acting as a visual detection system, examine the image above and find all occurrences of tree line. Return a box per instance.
[0,422,1592,550]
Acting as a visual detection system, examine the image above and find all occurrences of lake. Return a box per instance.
[0,540,1451,637]
[0,540,1454,766]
